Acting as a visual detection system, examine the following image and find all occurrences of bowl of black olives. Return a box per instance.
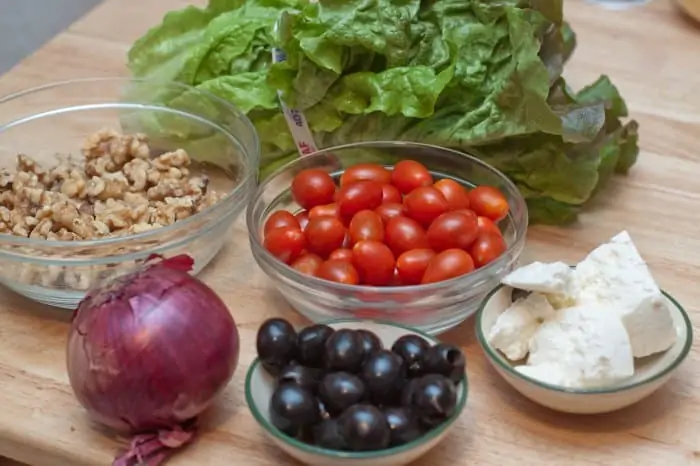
[245,318,468,465]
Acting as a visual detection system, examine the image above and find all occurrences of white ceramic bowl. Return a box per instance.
[245,320,468,466]
[476,284,693,414]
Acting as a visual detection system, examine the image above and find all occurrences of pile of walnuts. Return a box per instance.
[0,128,222,241]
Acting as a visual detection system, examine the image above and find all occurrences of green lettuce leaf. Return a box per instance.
[330,65,455,118]
[127,6,218,82]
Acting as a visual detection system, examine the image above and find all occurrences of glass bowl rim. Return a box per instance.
[246,140,529,295]
[244,318,468,459]
[475,282,694,395]
[0,77,260,249]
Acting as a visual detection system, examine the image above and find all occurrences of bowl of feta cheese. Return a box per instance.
[475,231,693,414]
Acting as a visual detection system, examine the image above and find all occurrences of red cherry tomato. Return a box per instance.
[304,216,347,257]
[380,184,403,204]
[421,249,475,284]
[295,210,310,231]
[291,168,337,210]
[309,203,340,219]
[264,227,306,264]
[391,160,433,194]
[336,181,383,219]
[317,260,360,285]
[434,179,470,211]
[291,253,323,276]
[340,163,392,186]
[375,203,405,224]
[264,210,300,235]
[403,186,449,226]
[352,240,396,286]
[329,248,353,262]
[396,249,436,285]
[348,210,385,244]
[384,216,430,256]
[390,268,402,285]
[470,233,507,268]
[477,216,502,237]
[468,186,510,221]
[426,210,479,251]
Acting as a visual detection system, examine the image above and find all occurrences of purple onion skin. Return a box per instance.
[66,255,239,434]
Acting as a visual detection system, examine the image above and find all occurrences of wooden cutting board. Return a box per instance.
[0,0,698,465]
[677,0,700,21]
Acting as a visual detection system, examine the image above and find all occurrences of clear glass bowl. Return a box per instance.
[246,141,528,335]
[0,78,260,308]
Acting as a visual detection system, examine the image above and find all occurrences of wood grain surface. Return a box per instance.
[0,0,698,465]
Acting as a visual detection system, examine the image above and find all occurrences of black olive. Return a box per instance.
[277,363,322,393]
[391,334,430,378]
[423,344,466,384]
[317,398,331,421]
[269,384,320,437]
[313,418,348,450]
[400,378,420,407]
[325,329,365,373]
[257,318,298,376]
[411,374,457,427]
[338,404,391,451]
[356,329,383,360]
[296,426,314,443]
[361,349,406,405]
[383,406,423,446]
[298,324,335,368]
[318,372,366,415]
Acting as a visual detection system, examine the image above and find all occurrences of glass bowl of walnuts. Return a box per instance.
[0,78,259,308]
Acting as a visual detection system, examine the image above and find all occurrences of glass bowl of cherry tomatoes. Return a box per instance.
[246,141,528,334]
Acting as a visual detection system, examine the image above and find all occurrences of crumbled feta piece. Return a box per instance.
[545,293,577,310]
[575,231,677,358]
[488,293,555,361]
[501,261,576,296]
[525,305,635,388]
[515,363,577,387]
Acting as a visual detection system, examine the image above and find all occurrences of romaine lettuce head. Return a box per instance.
[126,0,639,224]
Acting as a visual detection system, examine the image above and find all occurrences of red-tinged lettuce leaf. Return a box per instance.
[561,22,577,63]
[466,77,639,223]
[529,0,564,24]
[539,21,576,84]
[575,75,629,120]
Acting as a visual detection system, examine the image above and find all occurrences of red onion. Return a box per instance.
[66,255,239,465]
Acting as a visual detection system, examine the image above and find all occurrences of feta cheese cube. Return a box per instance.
[525,305,635,388]
[501,261,575,296]
[575,231,677,358]
[488,292,555,361]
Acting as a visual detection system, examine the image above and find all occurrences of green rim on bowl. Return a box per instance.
[475,283,694,395]
[245,318,469,459]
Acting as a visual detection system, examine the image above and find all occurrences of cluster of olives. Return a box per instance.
[256,318,466,452]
